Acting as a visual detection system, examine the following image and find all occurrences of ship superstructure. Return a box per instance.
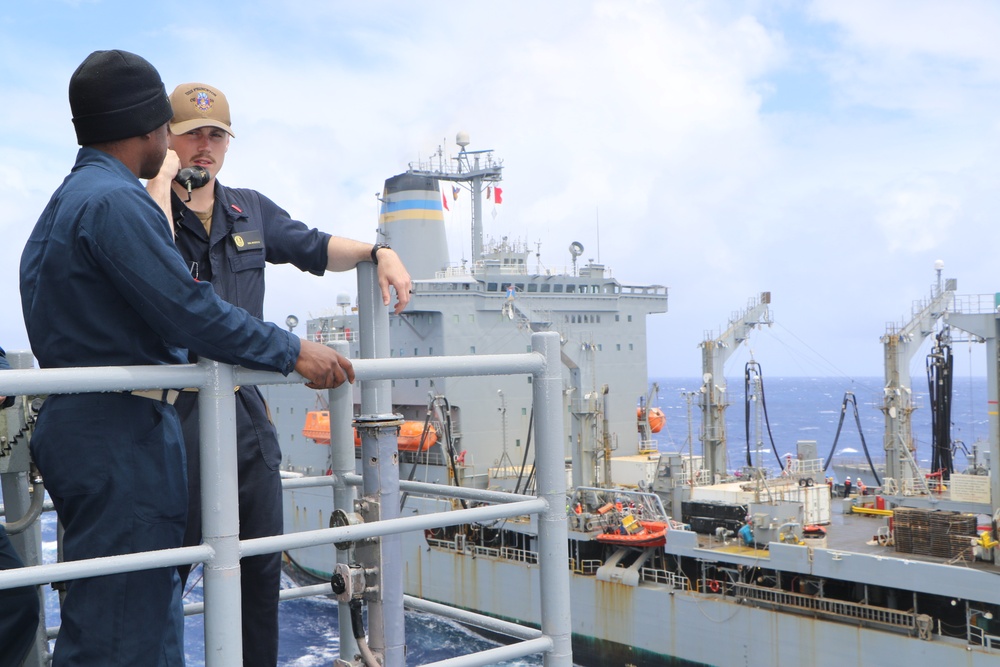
[275,136,1000,666]
[290,137,667,491]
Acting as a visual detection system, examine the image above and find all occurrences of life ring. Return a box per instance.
[708,579,720,593]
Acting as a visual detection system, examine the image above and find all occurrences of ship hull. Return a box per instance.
[282,490,1000,667]
[405,544,994,666]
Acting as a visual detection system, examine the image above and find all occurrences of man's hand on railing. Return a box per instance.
[294,340,356,389]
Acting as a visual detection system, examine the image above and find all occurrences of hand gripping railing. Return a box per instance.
[0,331,573,667]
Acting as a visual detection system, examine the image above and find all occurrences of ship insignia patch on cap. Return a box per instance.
[195,92,213,113]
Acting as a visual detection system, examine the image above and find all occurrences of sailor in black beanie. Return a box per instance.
[20,49,356,666]
[69,49,173,145]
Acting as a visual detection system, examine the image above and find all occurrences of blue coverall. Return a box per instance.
[0,346,41,667]
[19,148,301,667]
[170,184,330,667]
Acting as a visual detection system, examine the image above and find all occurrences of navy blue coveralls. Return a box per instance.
[170,183,330,667]
[0,346,41,667]
[19,148,301,667]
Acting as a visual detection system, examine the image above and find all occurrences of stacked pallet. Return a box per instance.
[893,507,977,559]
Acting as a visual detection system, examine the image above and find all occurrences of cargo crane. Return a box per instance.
[880,262,955,495]
[699,292,772,482]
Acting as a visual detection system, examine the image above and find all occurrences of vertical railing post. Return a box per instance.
[0,350,46,665]
[355,263,406,666]
[531,332,574,666]
[327,340,360,661]
[199,359,243,667]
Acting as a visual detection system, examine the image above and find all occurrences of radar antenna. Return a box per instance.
[569,241,584,276]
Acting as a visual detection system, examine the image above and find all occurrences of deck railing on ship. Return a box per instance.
[0,268,574,667]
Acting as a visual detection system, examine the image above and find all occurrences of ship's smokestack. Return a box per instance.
[377,172,450,281]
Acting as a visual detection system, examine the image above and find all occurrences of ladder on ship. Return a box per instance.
[507,298,551,332]
[892,432,931,496]
[901,442,931,495]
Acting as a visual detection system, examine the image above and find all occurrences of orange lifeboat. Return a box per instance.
[302,411,361,447]
[303,412,436,451]
[302,410,332,444]
[397,421,437,452]
[595,519,668,548]
[638,406,665,433]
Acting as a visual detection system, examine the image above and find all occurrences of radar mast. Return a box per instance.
[407,132,503,262]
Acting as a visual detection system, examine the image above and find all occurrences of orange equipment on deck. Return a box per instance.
[595,519,668,548]
[638,406,665,433]
[302,411,436,451]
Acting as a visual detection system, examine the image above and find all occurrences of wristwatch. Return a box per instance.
[370,242,391,265]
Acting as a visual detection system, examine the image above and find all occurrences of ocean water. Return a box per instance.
[649,375,989,475]
[180,573,542,666]
[38,375,988,665]
[38,514,538,666]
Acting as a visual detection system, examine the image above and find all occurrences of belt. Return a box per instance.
[129,389,180,405]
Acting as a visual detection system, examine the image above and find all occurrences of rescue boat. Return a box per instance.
[301,410,435,451]
[637,406,665,433]
[301,410,333,444]
[396,420,437,452]
[594,517,668,548]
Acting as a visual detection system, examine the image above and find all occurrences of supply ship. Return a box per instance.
[271,135,1000,665]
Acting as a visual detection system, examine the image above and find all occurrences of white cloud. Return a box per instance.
[2,1,999,382]
[875,176,962,253]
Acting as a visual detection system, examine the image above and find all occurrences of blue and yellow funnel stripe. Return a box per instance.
[379,173,444,225]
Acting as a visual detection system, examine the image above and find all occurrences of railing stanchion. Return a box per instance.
[531,332,574,666]
[199,359,243,667]
[327,340,360,662]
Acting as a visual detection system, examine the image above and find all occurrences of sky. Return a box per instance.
[2,0,1000,382]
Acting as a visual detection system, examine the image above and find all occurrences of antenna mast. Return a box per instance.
[407,131,503,262]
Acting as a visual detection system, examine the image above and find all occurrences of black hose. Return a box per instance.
[744,362,783,470]
[821,391,881,486]
[438,396,468,509]
[927,333,954,480]
[755,365,784,470]
[854,397,882,487]
[349,599,380,667]
[349,599,366,640]
[513,408,534,495]
[400,404,434,511]
[523,466,536,495]
[822,393,851,471]
[744,367,753,468]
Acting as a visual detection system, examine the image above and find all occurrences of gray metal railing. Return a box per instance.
[0,332,573,666]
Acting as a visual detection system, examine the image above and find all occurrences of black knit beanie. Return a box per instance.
[69,50,173,145]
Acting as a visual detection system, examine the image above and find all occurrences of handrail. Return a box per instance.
[0,331,573,667]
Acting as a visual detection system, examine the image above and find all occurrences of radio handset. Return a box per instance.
[175,166,210,202]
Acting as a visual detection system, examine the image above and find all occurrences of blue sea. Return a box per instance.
[648,375,989,475]
[38,375,988,665]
